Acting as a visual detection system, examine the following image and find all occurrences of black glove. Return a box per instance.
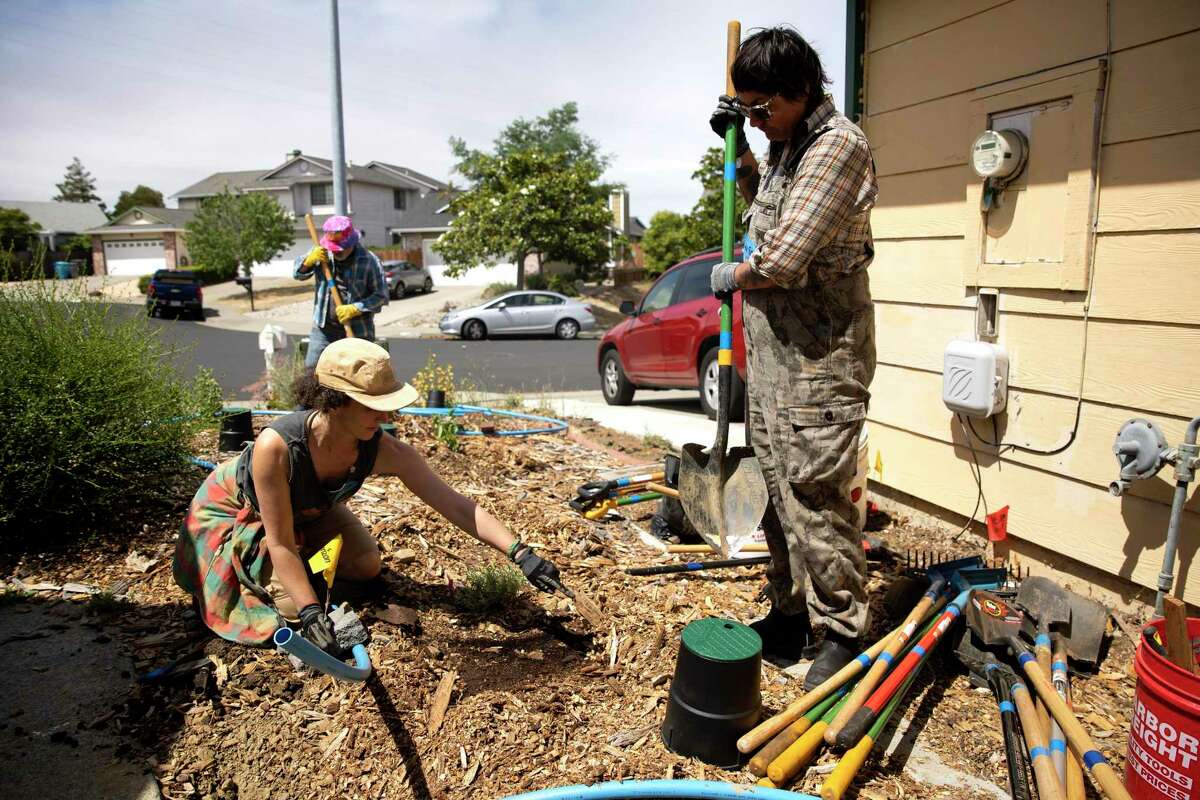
[709,95,749,157]
[510,544,562,593]
[298,603,341,657]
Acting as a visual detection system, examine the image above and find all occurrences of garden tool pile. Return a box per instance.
[569,467,671,520]
[729,555,1129,799]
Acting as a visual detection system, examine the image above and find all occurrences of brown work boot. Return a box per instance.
[749,606,813,664]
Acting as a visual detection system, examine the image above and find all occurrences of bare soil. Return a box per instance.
[0,415,1137,800]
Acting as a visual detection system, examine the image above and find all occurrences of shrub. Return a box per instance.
[409,353,457,407]
[0,280,223,541]
[455,564,525,612]
[482,281,515,300]
[547,273,579,296]
[266,349,306,410]
[525,273,549,291]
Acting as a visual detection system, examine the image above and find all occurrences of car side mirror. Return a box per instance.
[496,302,506,309]
[619,300,636,316]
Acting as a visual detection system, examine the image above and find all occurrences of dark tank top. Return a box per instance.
[235,410,381,520]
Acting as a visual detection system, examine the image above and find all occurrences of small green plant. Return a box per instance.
[85,591,133,620]
[525,273,549,291]
[266,349,306,410]
[501,392,525,410]
[643,433,672,451]
[455,564,525,612]
[410,353,457,407]
[432,416,460,451]
[481,281,515,300]
[547,273,579,296]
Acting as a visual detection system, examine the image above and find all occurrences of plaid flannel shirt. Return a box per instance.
[748,96,878,289]
[293,243,389,338]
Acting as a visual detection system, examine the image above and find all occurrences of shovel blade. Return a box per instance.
[678,444,768,557]
[1016,576,1106,666]
[965,590,1027,651]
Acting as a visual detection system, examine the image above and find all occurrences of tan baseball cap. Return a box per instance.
[314,339,419,412]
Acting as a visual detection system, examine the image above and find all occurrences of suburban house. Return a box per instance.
[83,207,195,276]
[850,0,1199,608]
[0,199,107,250]
[85,151,455,277]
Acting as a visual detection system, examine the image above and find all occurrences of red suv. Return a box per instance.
[597,247,746,419]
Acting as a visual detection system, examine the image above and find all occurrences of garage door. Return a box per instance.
[421,237,444,267]
[104,239,166,276]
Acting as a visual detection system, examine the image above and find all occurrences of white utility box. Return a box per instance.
[942,340,1009,418]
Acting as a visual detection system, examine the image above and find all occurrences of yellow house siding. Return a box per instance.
[863,1,1200,602]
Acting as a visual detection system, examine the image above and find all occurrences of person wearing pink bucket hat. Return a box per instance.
[295,214,389,366]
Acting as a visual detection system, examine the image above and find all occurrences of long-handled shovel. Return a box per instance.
[965,590,1132,800]
[304,213,355,339]
[678,19,768,557]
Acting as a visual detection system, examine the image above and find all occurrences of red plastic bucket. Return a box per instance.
[1128,617,1200,798]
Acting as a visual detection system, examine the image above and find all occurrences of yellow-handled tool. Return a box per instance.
[305,213,355,339]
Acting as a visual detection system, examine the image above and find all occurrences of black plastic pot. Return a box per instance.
[426,390,446,409]
[661,617,762,768]
[218,408,254,452]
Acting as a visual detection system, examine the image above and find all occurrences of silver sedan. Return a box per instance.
[439,291,597,340]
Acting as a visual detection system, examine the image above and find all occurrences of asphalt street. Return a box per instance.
[108,304,602,399]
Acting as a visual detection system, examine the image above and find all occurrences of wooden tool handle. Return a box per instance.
[1164,597,1197,673]
[1019,653,1132,800]
[825,592,934,744]
[820,732,873,800]
[726,21,740,95]
[1011,681,1066,800]
[1036,642,1053,745]
[748,717,813,777]
[768,720,829,785]
[1056,636,1086,800]
[666,543,768,553]
[646,482,679,498]
[305,213,355,338]
[737,621,904,753]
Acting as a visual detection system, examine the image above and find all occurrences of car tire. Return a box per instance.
[698,347,745,421]
[392,283,405,299]
[422,278,433,293]
[601,350,635,406]
[462,319,487,340]
[555,318,580,340]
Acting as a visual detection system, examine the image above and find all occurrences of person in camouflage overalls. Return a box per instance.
[707,27,878,689]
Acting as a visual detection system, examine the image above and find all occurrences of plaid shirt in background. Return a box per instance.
[293,243,389,339]
[748,96,878,289]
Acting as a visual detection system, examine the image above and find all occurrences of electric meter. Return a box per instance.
[971,129,1026,179]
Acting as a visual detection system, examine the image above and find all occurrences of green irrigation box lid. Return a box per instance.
[681,618,761,662]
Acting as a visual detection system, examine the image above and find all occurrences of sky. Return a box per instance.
[0,0,845,223]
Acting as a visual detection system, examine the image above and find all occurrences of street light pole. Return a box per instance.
[329,0,348,215]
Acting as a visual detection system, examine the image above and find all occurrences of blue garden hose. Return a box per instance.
[273,626,372,682]
[502,780,817,799]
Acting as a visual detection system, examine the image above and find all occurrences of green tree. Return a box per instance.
[185,189,294,279]
[437,105,612,288]
[0,208,41,251]
[112,185,164,218]
[640,210,705,275]
[687,146,749,249]
[54,157,104,210]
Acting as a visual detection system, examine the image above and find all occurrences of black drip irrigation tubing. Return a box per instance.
[188,405,570,472]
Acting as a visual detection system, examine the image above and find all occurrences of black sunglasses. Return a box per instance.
[734,94,777,122]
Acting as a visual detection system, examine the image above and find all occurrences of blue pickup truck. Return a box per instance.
[145,269,204,320]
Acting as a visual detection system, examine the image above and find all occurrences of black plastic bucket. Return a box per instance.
[661,617,762,768]
[218,408,254,452]
[426,390,446,409]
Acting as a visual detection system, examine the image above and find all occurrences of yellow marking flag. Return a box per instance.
[873,450,884,480]
[308,534,343,586]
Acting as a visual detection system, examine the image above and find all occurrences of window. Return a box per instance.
[488,294,528,309]
[641,268,683,313]
[310,183,333,206]
[391,232,401,245]
[393,189,407,210]
[675,259,719,305]
[531,293,563,305]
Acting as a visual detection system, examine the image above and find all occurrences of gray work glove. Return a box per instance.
[510,544,562,593]
[298,603,341,657]
[709,95,749,158]
[710,261,740,298]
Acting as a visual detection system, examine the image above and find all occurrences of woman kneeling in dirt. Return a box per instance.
[173,338,563,654]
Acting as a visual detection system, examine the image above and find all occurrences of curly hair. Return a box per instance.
[732,26,831,103]
[292,369,350,412]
